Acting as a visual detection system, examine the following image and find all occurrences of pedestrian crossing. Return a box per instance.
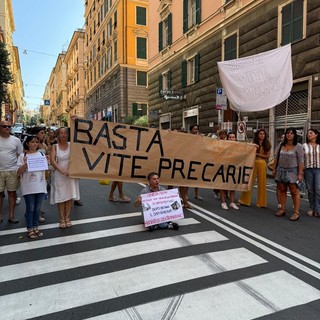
[0,210,320,320]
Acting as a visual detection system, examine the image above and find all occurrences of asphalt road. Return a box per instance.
[0,178,320,320]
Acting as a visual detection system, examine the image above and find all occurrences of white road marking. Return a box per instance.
[0,230,227,282]
[0,218,199,255]
[0,212,142,236]
[1,248,267,320]
[89,271,320,320]
[189,204,320,279]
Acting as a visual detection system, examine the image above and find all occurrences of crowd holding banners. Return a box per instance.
[68,118,257,191]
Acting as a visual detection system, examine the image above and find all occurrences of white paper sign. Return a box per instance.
[141,188,184,227]
[27,155,48,172]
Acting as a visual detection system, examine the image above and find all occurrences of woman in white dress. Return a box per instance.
[50,127,80,228]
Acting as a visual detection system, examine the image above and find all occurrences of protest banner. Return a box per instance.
[141,188,184,227]
[27,155,48,172]
[217,44,292,112]
[69,118,256,191]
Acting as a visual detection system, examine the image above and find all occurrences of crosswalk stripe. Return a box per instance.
[0,218,199,255]
[1,248,267,320]
[0,230,227,283]
[88,270,320,320]
[0,212,142,236]
[189,204,320,279]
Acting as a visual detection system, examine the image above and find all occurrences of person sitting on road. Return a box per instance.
[134,172,179,231]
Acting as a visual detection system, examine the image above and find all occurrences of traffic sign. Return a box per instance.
[216,88,227,110]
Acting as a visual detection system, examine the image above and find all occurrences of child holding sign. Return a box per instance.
[17,135,48,239]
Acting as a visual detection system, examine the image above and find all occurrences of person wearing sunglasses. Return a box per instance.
[0,121,23,224]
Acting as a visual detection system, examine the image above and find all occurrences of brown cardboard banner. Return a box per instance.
[69,118,256,191]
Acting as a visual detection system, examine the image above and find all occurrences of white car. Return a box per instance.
[11,123,24,137]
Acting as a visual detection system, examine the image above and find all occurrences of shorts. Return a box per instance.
[0,171,19,192]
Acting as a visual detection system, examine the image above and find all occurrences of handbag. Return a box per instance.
[267,158,275,171]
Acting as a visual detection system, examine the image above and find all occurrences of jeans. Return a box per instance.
[24,193,45,229]
[304,168,320,213]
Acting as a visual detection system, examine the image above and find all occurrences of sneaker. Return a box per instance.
[221,203,228,210]
[148,225,159,232]
[230,202,239,210]
[119,195,130,203]
[16,197,21,205]
[108,195,119,202]
[167,222,179,230]
[39,214,46,223]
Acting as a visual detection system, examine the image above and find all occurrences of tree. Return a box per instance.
[0,42,14,119]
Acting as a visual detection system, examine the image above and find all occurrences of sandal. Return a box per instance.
[28,230,38,239]
[59,220,66,229]
[289,212,300,221]
[66,219,72,228]
[33,229,43,237]
[275,210,286,217]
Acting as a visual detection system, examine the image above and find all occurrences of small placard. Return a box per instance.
[27,155,48,172]
[141,188,184,227]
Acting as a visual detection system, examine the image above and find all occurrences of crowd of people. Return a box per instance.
[0,120,319,239]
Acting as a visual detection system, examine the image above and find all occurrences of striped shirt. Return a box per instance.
[303,143,320,169]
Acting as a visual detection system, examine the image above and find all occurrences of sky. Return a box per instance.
[12,0,85,112]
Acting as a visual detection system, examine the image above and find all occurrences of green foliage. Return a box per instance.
[133,115,149,127]
[0,42,14,104]
[122,115,138,125]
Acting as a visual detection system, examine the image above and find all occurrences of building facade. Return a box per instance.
[148,0,320,147]
[84,0,149,122]
[0,0,24,123]
[64,29,86,122]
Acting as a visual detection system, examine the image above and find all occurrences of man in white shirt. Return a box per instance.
[0,121,23,224]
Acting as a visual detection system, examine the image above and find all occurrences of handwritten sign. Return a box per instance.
[69,119,257,191]
[141,188,184,227]
[27,155,48,172]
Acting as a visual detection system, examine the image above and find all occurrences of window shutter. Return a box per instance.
[182,60,187,87]
[281,3,291,46]
[158,21,163,52]
[142,104,148,116]
[196,0,201,25]
[167,13,172,45]
[167,69,172,89]
[132,103,138,116]
[159,75,163,96]
[195,53,200,82]
[183,0,188,33]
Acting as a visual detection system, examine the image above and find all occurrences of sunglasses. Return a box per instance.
[1,125,11,128]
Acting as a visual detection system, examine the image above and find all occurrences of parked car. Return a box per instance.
[11,123,24,138]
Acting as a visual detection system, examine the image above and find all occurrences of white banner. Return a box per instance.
[141,188,184,227]
[217,44,292,112]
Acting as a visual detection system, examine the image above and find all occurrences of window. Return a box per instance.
[137,71,147,86]
[183,0,201,33]
[114,39,118,62]
[158,70,171,95]
[158,13,172,52]
[280,0,304,45]
[114,10,117,29]
[224,33,237,61]
[182,54,200,87]
[107,47,112,69]
[137,37,147,59]
[107,19,112,37]
[136,6,147,26]
[132,103,148,117]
